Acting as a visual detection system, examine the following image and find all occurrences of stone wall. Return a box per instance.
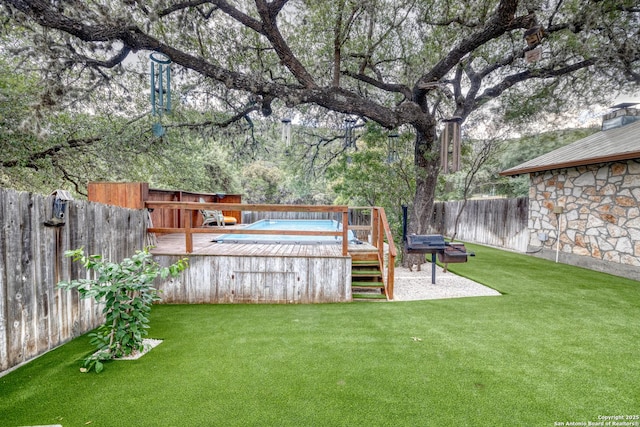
[528,159,640,278]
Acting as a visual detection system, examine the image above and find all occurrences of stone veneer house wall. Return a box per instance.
[501,109,640,281]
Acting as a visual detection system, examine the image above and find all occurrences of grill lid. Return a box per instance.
[405,234,447,252]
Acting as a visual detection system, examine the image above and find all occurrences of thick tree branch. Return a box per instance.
[342,70,412,100]
[157,0,213,18]
[474,58,597,107]
[207,0,264,34]
[1,137,102,169]
[422,16,483,28]
[254,0,316,88]
[65,44,131,69]
[167,105,261,130]
[189,0,315,88]
[414,0,534,98]
[267,0,289,17]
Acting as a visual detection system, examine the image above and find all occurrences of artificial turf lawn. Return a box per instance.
[1,243,638,426]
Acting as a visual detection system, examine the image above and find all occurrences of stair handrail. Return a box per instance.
[375,207,396,300]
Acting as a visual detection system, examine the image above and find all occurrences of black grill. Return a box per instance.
[405,234,447,253]
[438,243,471,263]
[401,205,474,284]
[404,234,474,284]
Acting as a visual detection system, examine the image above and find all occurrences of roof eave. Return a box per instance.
[499,151,640,176]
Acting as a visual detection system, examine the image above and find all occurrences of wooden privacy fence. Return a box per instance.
[242,209,379,244]
[0,187,146,374]
[429,197,529,252]
[242,209,372,228]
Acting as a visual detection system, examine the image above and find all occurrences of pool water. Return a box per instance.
[214,219,357,244]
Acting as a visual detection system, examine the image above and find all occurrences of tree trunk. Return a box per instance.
[403,121,440,269]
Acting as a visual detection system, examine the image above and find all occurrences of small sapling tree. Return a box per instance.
[58,247,188,373]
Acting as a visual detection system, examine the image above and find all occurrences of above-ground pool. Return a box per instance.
[214,219,358,245]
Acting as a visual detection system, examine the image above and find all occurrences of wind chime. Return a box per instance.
[387,132,399,164]
[440,117,462,174]
[344,118,356,148]
[281,118,292,145]
[281,118,292,155]
[343,118,357,164]
[150,52,172,137]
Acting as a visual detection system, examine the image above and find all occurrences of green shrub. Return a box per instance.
[58,247,188,373]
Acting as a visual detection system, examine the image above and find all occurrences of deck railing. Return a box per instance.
[145,202,350,255]
[145,202,397,299]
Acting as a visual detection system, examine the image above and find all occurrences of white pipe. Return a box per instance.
[555,213,561,263]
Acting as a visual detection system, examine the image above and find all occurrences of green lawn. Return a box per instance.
[1,244,639,426]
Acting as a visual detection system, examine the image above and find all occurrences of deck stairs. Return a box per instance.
[350,250,387,301]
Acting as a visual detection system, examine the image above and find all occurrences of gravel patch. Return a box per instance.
[392,265,500,301]
[115,339,163,360]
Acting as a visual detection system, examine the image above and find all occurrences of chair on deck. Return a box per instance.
[199,198,225,227]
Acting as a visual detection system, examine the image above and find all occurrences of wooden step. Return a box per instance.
[350,251,379,262]
[351,259,380,267]
[351,281,385,288]
[351,270,382,279]
[352,292,387,301]
[352,267,379,273]
[351,255,377,260]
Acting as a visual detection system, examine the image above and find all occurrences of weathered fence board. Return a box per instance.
[0,188,146,374]
[242,209,371,226]
[428,197,529,252]
[154,253,351,304]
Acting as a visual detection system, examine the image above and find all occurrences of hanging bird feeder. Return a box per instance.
[524,25,544,47]
[524,25,544,63]
[150,52,172,136]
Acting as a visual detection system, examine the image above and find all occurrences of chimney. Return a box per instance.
[601,102,640,131]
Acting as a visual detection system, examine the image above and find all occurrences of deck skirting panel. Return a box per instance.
[154,253,352,304]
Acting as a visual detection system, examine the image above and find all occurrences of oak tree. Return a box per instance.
[2,0,638,263]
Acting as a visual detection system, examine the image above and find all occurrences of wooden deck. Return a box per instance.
[86,186,396,301]
[150,232,359,258]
